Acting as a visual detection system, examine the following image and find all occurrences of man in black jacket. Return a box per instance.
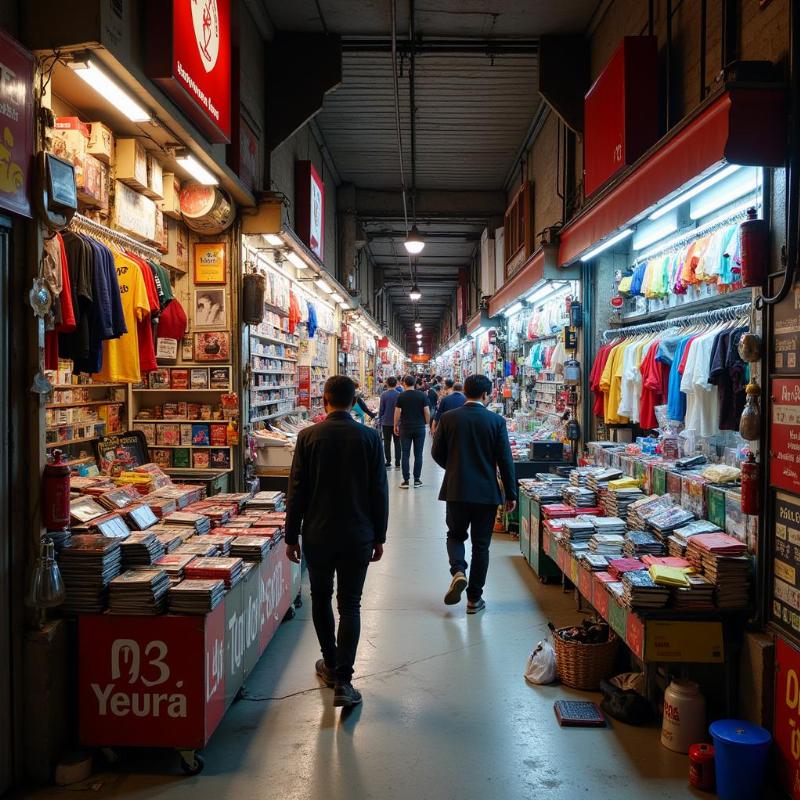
[431,374,517,614]
[285,376,389,707]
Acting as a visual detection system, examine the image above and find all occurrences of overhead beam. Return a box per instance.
[345,187,507,220]
[341,37,539,55]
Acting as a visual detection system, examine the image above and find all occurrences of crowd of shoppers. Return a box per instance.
[285,371,515,706]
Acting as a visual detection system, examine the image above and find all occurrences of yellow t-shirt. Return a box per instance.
[93,252,148,383]
[600,342,629,424]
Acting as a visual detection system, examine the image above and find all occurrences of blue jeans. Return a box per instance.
[400,427,425,482]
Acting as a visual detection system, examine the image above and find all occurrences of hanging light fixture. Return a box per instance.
[404,225,425,254]
[409,284,422,301]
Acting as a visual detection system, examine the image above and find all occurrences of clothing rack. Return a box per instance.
[69,213,163,262]
[601,301,751,342]
[632,202,757,265]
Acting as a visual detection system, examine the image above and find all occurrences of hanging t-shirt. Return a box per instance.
[666,336,695,422]
[307,301,318,338]
[93,252,149,383]
[590,343,614,417]
[45,234,77,370]
[639,340,669,430]
[127,253,160,374]
[288,290,301,334]
[59,232,93,362]
[681,331,719,437]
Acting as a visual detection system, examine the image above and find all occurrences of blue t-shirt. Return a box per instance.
[434,391,466,421]
[378,388,401,426]
[666,336,693,421]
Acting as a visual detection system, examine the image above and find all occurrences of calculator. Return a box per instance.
[553,700,607,727]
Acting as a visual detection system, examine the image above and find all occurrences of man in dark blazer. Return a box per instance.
[286,375,389,707]
[431,374,517,614]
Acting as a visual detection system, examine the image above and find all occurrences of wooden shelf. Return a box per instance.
[50,383,125,389]
[133,388,231,393]
[132,419,229,424]
[46,435,100,448]
[146,444,232,449]
[47,399,124,409]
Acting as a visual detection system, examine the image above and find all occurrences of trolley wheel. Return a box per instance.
[294,592,303,609]
[282,605,296,622]
[100,747,119,765]
[178,751,204,776]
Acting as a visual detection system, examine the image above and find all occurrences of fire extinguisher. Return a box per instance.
[42,450,70,530]
[739,207,768,287]
[741,451,760,516]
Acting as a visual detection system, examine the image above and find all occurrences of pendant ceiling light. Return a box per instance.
[404,225,425,255]
[409,284,422,301]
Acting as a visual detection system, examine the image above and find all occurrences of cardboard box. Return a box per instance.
[162,216,189,272]
[115,138,148,190]
[145,154,163,200]
[77,153,107,209]
[255,443,294,468]
[51,117,89,189]
[113,180,157,242]
[160,172,181,218]
[87,122,114,164]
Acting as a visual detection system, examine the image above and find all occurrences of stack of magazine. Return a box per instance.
[58,535,122,613]
[168,579,226,614]
[108,569,170,615]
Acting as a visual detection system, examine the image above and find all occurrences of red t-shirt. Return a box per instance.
[45,234,77,370]
[639,341,664,430]
[590,343,614,417]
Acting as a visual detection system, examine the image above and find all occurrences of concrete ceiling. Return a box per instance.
[262,0,597,345]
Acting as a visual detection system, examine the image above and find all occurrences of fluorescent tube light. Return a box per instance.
[285,251,308,270]
[331,292,344,303]
[70,59,150,122]
[175,154,218,186]
[265,234,283,246]
[580,228,634,262]
[632,212,679,251]
[315,279,333,294]
[471,326,486,338]
[689,167,761,220]
[649,164,741,220]
[338,301,350,309]
[504,302,523,318]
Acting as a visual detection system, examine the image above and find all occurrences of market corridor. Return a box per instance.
[32,451,698,800]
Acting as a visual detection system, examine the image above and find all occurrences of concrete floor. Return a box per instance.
[28,448,707,800]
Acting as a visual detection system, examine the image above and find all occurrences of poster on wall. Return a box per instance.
[772,276,800,373]
[775,636,800,799]
[770,379,800,494]
[146,0,232,143]
[0,32,34,217]
[297,366,310,408]
[193,242,227,284]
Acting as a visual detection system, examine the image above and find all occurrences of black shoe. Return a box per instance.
[315,659,335,687]
[333,683,362,708]
[400,481,409,489]
[395,463,401,469]
[466,598,486,615]
[414,480,423,488]
[385,462,392,468]
[444,572,468,605]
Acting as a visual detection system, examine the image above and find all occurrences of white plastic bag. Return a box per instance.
[524,640,556,685]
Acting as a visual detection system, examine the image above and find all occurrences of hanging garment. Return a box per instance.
[639,339,669,430]
[307,301,318,338]
[127,253,160,374]
[157,297,188,343]
[93,251,149,383]
[45,234,77,370]
[288,290,302,334]
[590,342,615,418]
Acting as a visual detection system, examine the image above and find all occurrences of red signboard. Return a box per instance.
[297,365,310,408]
[411,354,430,363]
[0,31,34,217]
[340,325,351,354]
[79,546,291,750]
[776,636,800,799]
[770,378,800,494]
[584,36,658,197]
[147,0,232,143]
[295,161,325,259]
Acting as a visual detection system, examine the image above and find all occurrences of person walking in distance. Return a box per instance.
[394,374,430,488]
[285,376,389,707]
[431,379,465,436]
[431,374,517,614]
[378,376,401,468]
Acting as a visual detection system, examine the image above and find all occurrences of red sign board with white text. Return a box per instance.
[0,31,34,217]
[79,546,291,749]
[775,636,800,799]
[147,0,232,143]
[770,378,800,494]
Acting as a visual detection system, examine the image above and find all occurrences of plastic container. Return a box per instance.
[661,680,706,754]
[688,743,715,791]
[709,719,771,800]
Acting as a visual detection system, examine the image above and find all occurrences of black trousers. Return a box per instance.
[445,502,498,602]
[382,425,400,466]
[304,543,372,684]
[400,426,426,481]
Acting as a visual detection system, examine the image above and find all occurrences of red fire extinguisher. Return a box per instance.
[42,449,70,530]
[741,451,760,516]
[739,207,768,287]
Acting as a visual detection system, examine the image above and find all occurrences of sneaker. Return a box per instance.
[399,481,409,489]
[395,463,401,468]
[414,480,423,488]
[444,572,468,605]
[333,683,363,708]
[466,598,486,615]
[315,659,335,688]
[385,462,392,469]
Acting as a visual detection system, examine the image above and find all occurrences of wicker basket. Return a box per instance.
[552,627,619,690]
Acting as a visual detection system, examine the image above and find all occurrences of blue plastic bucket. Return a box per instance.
[709,719,771,800]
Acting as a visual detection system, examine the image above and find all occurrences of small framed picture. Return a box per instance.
[190,368,209,389]
[193,242,227,285]
[194,331,230,362]
[193,287,228,329]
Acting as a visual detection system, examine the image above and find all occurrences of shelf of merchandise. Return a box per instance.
[46,435,100,449]
[46,399,124,409]
[143,444,233,450]
[249,332,298,347]
[251,408,302,423]
[132,418,230,424]
[132,388,231,393]
[49,383,126,390]
[251,369,294,376]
